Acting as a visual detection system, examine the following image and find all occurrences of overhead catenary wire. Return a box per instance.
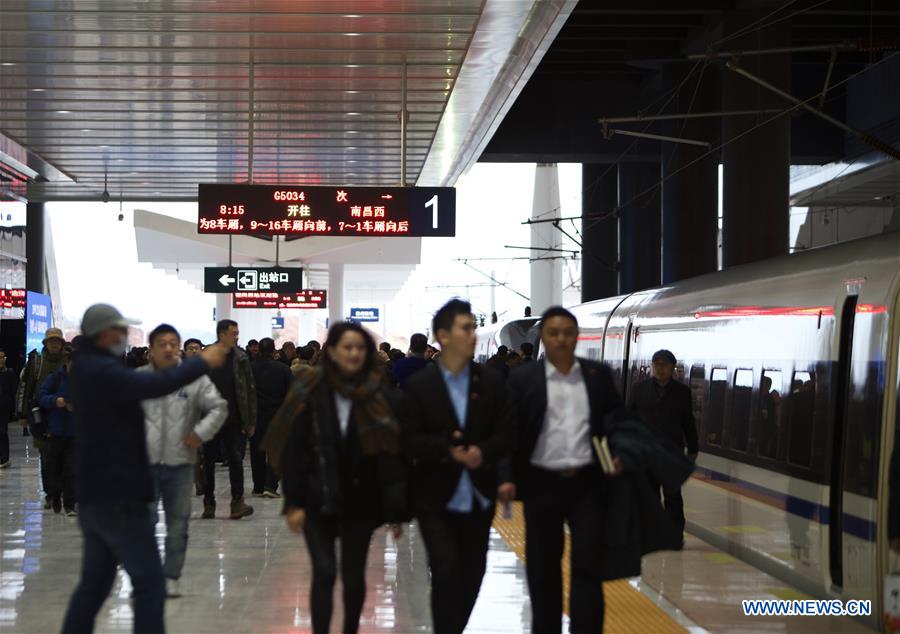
[581,48,900,234]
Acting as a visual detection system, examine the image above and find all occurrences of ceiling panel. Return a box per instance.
[0,0,483,200]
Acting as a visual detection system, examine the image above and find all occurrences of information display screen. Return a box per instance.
[0,289,27,309]
[233,290,327,310]
[198,184,455,237]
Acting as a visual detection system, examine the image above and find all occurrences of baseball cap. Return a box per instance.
[651,349,677,365]
[81,304,139,338]
[42,327,64,344]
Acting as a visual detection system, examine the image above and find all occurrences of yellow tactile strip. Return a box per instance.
[493,502,686,634]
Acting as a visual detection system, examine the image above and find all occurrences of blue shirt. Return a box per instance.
[438,362,490,513]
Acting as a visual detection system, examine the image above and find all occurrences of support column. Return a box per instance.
[581,164,618,301]
[328,263,344,327]
[618,162,661,293]
[530,163,563,313]
[215,293,232,323]
[660,63,719,284]
[721,11,790,268]
[25,202,46,294]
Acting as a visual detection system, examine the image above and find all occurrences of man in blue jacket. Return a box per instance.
[61,304,227,634]
[38,344,77,515]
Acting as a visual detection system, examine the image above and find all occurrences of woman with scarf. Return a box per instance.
[263,322,407,634]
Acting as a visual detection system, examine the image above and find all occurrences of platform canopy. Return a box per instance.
[0,0,575,202]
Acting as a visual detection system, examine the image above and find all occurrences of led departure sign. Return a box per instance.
[198,184,455,237]
[233,290,327,310]
[0,289,27,309]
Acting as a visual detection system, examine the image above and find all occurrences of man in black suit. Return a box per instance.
[401,299,512,634]
[506,306,623,634]
[627,349,698,545]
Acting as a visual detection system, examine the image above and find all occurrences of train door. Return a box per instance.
[878,287,900,625]
[829,294,858,589]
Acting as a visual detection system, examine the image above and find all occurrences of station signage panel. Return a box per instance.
[349,307,380,322]
[203,266,302,293]
[198,184,455,237]
[233,290,327,310]
[271,316,285,330]
[0,288,27,309]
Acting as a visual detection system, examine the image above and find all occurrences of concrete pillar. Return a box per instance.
[215,292,232,323]
[581,164,619,301]
[530,163,563,313]
[618,162,661,293]
[721,11,790,268]
[660,62,719,284]
[25,202,46,294]
[328,263,344,327]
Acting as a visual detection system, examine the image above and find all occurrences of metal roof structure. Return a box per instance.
[0,0,575,202]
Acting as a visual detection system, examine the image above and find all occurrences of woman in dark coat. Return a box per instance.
[264,322,406,634]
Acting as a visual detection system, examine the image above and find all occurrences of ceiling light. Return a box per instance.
[345,130,359,134]
[345,90,359,94]
[55,110,71,114]
[97,145,109,148]
[346,112,360,116]
[80,128,92,132]
[344,33,361,37]
[1,62,15,67]
[346,146,357,150]
[344,14,361,18]
[31,88,45,92]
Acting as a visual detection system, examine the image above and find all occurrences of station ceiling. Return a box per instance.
[0,0,572,202]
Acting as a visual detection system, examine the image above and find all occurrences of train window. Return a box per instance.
[706,368,728,446]
[731,370,754,452]
[757,370,784,460]
[676,363,685,383]
[788,371,816,467]
[689,365,706,439]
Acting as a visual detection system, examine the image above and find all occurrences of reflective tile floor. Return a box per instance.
[0,430,875,633]
[0,433,529,634]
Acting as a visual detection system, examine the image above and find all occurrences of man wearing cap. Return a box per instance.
[15,327,66,498]
[61,304,228,634]
[627,349,698,547]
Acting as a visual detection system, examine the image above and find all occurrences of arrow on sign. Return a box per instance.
[219,274,236,287]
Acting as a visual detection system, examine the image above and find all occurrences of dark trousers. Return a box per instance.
[62,502,165,634]
[202,423,246,500]
[661,484,685,536]
[417,505,495,634]
[44,435,76,509]
[249,418,278,494]
[303,512,376,634]
[0,420,8,464]
[524,467,606,634]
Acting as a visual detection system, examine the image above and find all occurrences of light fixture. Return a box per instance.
[346,112,360,116]
[30,88,45,92]
[344,33,361,37]
[97,144,109,148]
[55,109,71,114]
[345,130,359,134]
[80,128,92,132]
[346,90,359,94]
[1,62,15,67]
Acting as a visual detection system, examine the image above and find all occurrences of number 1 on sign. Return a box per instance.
[425,194,438,229]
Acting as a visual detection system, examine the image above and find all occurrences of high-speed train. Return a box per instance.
[475,317,540,363]
[531,231,899,628]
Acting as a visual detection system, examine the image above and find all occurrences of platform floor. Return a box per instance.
[0,431,873,633]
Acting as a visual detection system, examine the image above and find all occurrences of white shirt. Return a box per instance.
[530,361,594,470]
[334,393,352,437]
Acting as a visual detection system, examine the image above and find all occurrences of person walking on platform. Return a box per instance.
[400,299,511,634]
[505,306,624,634]
[202,319,257,520]
[141,323,227,598]
[37,344,77,515]
[627,349,698,546]
[16,328,66,502]
[264,322,406,634]
[0,349,18,469]
[183,337,205,495]
[390,332,429,390]
[61,303,227,634]
[250,337,292,498]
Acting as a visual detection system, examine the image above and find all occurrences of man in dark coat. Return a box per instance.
[62,304,227,634]
[250,337,292,497]
[505,306,624,634]
[401,299,511,634]
[627,348,698,545]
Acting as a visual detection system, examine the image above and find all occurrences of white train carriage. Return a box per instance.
[564,231,900,628]
[474,317,539,364]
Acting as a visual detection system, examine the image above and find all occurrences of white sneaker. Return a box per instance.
[166,579,182,598]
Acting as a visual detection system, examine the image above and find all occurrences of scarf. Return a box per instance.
[262,364,400,476]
